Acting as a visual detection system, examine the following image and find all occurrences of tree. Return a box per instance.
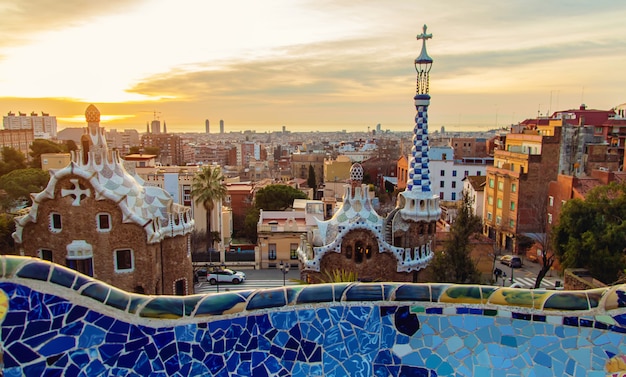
[0,168,50,209]
[29,139,64,168]
[242,185,307,242]
[430,190,482,283]
[191,165,227,252]
[552,182,626,284]
[0,213,15,253]
[144,146,160,156]
[520,186,556,289]
[63,140,79,152]
[0,147,27,176]
[254,185,307,211]
[307,165,316,194]
[129,146,141,154]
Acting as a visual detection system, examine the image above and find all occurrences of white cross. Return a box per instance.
[61,179,91,206]
[417,24,432,42]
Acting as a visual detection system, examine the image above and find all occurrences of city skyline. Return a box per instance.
[1,0,625,133]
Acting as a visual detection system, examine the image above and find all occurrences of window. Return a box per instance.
[452,170,457,177]
[97,213,111,231]
[440,181,445,188]
[595,126,603,134]
[497,198,502,209]
[497,181,504,191]
[439,192,444,199]
[183,185,192,206]
[39,249,53,261]
[488,196,493,205]
[477,171,481,176]
[510,201,515,211]
[269,221,278,232]
[451,192,456,200]
[114,249,133,272]
[489,179,494,188]
[464,171,469,177]
[548,213,553,224]
[268,244,277,260]
[509,219,514,228]
[451,181,456,189]
[487,212,492,221]
[440,170,445,177]
[511,183,517,193]
[510,163,515,172]
[290,243,298,260]
[50,213,62,232]
[67,259,93,277]
[548,196,554,207]
[496,216,501,225]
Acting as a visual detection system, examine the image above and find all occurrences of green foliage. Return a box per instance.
[144,146,160,156]
[191,166,227,250]
[307,165,316,191]
[28,139,64,168]
[0,147,27,176]
[240,185,307,242]
[430,190,482,283]
[320,268,359,283]
[0,168,50,209]
[254,185,307,211]
[63,140,79,152]
[0,213,15,252]
[552,182,626,284]
[129,146,141,154]
[243,207,260,243]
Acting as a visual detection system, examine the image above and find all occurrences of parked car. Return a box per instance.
[499,255,522,268]
[207,268,246,285]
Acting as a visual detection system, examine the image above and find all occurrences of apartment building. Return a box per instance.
[483,128,562,253]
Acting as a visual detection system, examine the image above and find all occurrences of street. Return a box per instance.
[193,261,563,294]
[494,258,562,289]
[193,267,301,294]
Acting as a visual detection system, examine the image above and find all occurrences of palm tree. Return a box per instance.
[191,165,227,252]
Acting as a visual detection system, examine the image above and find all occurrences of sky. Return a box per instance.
[1,0,625,134]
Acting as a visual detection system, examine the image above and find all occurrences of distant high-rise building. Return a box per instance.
[3,111,57,139]
[151,120,161,134]
[376,123,381,133]
[163,121,167,134]
[220,120,224,134]
[146,122,149,133]
[205,119,210,133]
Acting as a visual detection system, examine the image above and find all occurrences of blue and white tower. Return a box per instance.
[385,25,441,274]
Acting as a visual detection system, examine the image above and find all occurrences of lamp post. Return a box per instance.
[278,261,290,286]
[215,262,226,293]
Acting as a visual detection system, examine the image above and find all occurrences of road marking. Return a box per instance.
[194,280,299,294]
[509,276,555,289]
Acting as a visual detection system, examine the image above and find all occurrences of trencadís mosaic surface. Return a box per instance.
[2,256,626,376]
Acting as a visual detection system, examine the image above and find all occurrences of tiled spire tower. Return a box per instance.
[398,25,441,223]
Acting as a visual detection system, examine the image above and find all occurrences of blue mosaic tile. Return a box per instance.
[16,260,51,281]
[247,289,287,310]
[345,283,384,301]
[50,265,76,288]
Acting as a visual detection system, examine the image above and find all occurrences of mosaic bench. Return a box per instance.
[1,256,626,376]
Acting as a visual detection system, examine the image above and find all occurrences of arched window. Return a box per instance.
[355,241,364,263]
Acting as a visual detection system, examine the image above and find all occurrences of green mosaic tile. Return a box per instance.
[3,255,29,278]
[140,297,184,319]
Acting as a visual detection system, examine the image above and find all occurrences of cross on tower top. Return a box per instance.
[416,24,432,42]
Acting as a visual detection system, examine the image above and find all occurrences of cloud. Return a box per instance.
[0,0,147,49]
